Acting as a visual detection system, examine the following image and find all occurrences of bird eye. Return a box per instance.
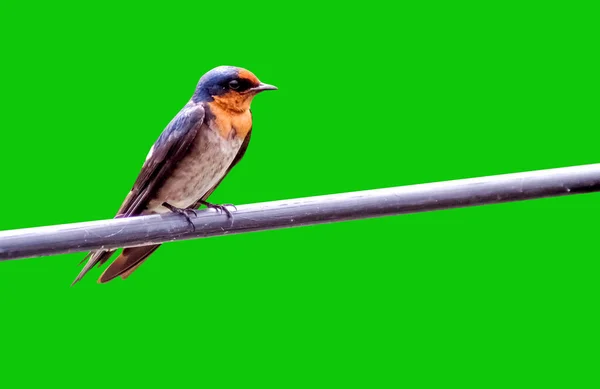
[229,80,240,90]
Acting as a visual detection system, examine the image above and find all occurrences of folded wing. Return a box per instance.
[72,104,206,285]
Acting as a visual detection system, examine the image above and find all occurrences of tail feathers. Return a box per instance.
[72,250,117,286]
[98,245,161,283]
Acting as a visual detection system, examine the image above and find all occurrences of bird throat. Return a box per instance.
[208,98,253,140]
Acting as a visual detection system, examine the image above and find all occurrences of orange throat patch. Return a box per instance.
[208,98,253,140]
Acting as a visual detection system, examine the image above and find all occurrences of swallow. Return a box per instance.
[72,66,277,285]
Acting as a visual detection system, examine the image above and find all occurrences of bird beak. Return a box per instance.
[249,83,278,93]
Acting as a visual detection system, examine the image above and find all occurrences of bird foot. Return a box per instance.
[198,200,236,219]
[162,202,197,231]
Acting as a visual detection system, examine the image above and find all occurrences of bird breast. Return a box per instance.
[147,123,244,213]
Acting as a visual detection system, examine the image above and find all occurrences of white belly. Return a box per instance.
[146,124,243,213]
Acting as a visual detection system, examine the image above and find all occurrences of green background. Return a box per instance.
[0,2,598,387]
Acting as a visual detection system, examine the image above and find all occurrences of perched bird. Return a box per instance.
[72,66,277,285]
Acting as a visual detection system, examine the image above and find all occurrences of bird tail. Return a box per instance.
[98,244,161,283]
[72,250,117,286]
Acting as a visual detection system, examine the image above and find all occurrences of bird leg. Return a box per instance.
[198,200,236,219]
[162,202,197,231]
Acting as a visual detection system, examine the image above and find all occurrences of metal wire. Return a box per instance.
[1,163,600,261]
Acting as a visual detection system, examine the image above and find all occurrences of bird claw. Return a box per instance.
[162,202,197,231]
[183,208,198,217]
[199,200,235,219]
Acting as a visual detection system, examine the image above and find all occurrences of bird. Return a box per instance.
[72,66,277,285]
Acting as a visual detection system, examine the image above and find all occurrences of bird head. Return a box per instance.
[193,66,277,112]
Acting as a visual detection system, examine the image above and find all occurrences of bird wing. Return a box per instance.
[117,103,206,217]
[99,128,253,284]
[72,103,206,285]
[100,118,251,283]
